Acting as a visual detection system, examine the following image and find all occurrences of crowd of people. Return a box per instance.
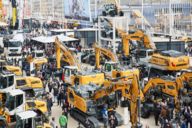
[152,97,192,128]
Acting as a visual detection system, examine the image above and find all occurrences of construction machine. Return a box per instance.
[0,89,48,124]
[94,44,140,80]
[0,59,22,76]
[55,37,106,86]
[16,76,44,95]
[4,65,22,76]
[26,50,48,76]
[68,75,143,128]
[15,110,51,128]
[141,76,178,118]
[101,19,156,64]
[140,50,190,78]
[102,0,123,17]
[10,0,18,29]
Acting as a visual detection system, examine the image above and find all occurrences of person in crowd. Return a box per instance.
[101,105,108,128]
[59,112,68,128]
[109,114,117,128]
[53,86,59,103]
[50,117,57,128]
[47,94,53,115]
[62,101,69,118]
[48,81,53,93]
[154,102,161,126]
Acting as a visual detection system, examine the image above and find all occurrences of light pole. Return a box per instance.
[142,0,144,29]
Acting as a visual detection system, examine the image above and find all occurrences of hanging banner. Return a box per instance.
[64,0,91,21]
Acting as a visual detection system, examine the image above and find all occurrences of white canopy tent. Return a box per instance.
[0,21,8,27]
[31,34,78,44]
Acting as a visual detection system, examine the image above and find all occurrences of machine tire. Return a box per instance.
[102,11,107,16]
[74,78,80,85]
[109,32,113,39]
[141,107,150,118]
[102,31,107,38]
[119,11,124,16]
[109,11,115,17]
[116,73,121,78]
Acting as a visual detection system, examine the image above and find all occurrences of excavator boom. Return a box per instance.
[55,37,81,70]
[93,75,143,127]
[94,44,118,69]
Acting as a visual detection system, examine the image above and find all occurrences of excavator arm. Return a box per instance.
[94,44,118,69]
[55,37,81,70]
[94,75,143,127]
[143,77,178,98]
[103,19,156,57]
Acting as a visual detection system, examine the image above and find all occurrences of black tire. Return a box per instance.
[102,31,107,38]
[119,11,124,16]
[109,11,115,17]
[141,107,150,118]
[116,73,121,78]
[109,32,113,39]
[74,78,80,85]
[102,11,107,16]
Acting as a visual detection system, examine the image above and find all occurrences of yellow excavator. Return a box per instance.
[141,76,179,118]
[55,37,105,86]
[149,50,189,71]
[102,18,156,59]
[94,44,140,80]
[68,75,143,128]
[140,50,190,78]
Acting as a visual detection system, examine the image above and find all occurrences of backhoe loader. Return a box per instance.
[68,75,143,128]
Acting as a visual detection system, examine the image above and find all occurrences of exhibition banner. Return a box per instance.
[64,0,91,21]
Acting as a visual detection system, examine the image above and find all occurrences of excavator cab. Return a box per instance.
[5,89,25,122]
[103,62,118,78]
[31,50,45,59]
[63,66,78,84]
[0,71,15,92]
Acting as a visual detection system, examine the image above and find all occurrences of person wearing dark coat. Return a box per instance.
[154,102,161,126]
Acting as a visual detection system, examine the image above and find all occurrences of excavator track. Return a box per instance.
[70,108,102,128]
[70,108,124,128]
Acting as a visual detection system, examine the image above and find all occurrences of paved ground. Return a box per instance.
[50,102,158,128]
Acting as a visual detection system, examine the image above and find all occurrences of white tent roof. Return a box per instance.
[0,21,8,27]
[32,34,78,44]
[17,111,37,120]
[7,89,24,96]
[50,29,74,32]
